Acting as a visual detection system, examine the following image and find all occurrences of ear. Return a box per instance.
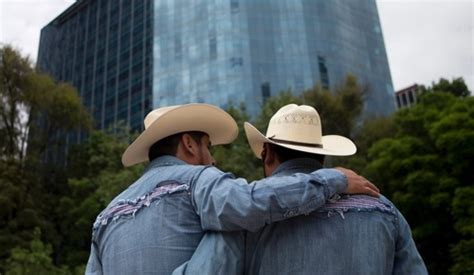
[263,143,277,166]
[180,133,198,156]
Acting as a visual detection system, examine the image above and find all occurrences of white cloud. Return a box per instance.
[0,0,72,61]
[377,0,473,92]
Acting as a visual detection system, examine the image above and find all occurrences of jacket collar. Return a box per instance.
[272,158,323,177]
[144,155,188,173]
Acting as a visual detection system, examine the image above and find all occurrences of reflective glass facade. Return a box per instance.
[38,0,153,141]
[153,0,395,116]
[39,0,395,141]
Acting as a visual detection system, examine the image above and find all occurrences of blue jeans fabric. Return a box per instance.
[85,156,347,274]
[174,158,427,275]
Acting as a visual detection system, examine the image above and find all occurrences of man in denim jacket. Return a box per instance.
[176,104,427,274]
[85,103,378,275]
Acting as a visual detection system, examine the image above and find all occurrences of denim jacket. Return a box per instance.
[85,156,347,274]
[174,158,428,275]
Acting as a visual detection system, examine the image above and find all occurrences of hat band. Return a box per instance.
[268,137,323,148]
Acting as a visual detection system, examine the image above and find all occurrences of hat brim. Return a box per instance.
[122,104,238,166]
[244,122,357,159]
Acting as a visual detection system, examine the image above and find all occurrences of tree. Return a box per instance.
[300,75,366,168]
[212,104,262,181]
[365,92,474,274]
[0,45,92,273]
[301,74,364,137]
[5,228,68,275]
[0,45,33,160]
[335,116,396,173]
[56,127,143,269]
[0,45,91,162]
[429,77,470,98]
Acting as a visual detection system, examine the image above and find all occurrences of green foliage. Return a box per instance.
[0,45,33,159]
[0,45,92,273]
[212,104,262,181]
[336,116,396,172]
[365,92,474,274]
[449,186,474,274]
[0,45,92,161]
[26,73,92,159]
[5,228,69,275]
[56,128,143,268]
[302,75,364,136]
[429,77,470,98]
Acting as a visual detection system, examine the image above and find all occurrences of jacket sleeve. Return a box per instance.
[191,167,347,231]
[393,209,429,275]
[85,241,103,275]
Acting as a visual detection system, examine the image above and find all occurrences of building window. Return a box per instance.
[230,57,243,67]
[402,93,408,106]
[396,95,401,109]
[318,56,329,89]
[209,30,217,60]
[174,35,182,60]
[261,82,271,103]
[231,0,239,13]
[408,90,415,104]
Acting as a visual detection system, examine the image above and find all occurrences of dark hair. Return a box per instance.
[269,143,325,164]
[148,131,206,161]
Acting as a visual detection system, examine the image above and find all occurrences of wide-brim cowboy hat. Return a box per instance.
[122,103,238,167]
[244,104,357,159]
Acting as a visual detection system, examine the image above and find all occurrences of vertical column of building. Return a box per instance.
[59,24,66,82]
[126,0,135,128]
[104,1,119,131]
[124,0,152,131]
[71,11,80,143]
[91,1,100,127]
[113,1,123,130]
[64,17,75,150]
[146,0,152,122]
[140,0,149,131]
[79,4,90,141]
[100,0,112,129]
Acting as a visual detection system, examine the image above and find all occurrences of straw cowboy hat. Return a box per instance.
[244,104,357,158]
[122,103,238,167]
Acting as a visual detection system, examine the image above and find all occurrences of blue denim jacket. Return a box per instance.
[85,156,347,274]
[174,158,428,275]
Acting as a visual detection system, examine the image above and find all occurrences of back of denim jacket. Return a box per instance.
[245,158,427,275]
[87,156,206,275]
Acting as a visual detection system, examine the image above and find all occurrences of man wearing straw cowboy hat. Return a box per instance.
[86,103,379,274]
[175,104,427,274]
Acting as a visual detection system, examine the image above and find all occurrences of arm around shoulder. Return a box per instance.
[191,166,348,231]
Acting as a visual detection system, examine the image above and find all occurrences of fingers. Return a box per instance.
[365,180,380,194]
[335,167,380,197]
[363,180,380,197]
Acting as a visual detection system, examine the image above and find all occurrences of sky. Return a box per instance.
[0,0,473,92]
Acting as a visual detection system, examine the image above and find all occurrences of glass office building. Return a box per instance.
[38,0,153,138]
[38,0,395,136]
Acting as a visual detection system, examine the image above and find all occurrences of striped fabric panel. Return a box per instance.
[94,181,188,229]
[321,195,392,212]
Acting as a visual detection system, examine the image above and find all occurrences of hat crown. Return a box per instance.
[144,106,176,129]
[266,104,323,145]
[123,103,238,167]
